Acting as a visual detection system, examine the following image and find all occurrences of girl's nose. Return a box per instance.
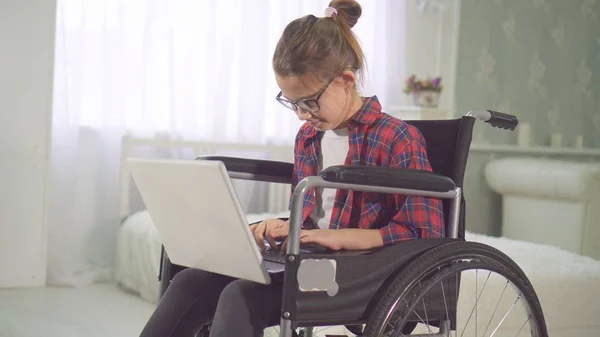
[296,108,312,121]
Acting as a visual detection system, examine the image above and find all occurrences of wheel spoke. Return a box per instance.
[482,280,510,337]
[399,297,432,331]
[490,293,522,337]
[459,269,492,337]
[376,254,541,337]
[387,318,408,337]
[420,281,433,334]
[388,308,411,337]
[455,271,459,337]
[476,269,478,337]
[440,276,450,322]
[515,314,531,337]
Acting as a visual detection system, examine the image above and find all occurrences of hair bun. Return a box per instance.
[328,0,362,28]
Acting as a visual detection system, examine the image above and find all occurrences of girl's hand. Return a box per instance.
[299,229,344,251]
[281,228,385,253]
[249,218,289,251]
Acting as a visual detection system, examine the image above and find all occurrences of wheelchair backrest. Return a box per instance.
[404,117,475,239]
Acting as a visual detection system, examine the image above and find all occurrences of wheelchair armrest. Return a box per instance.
[321,165,456,192]
[195,155,293,184]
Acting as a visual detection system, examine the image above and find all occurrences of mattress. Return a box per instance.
[115,210,600,336]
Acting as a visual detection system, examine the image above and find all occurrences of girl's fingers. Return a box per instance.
[269,226,285,238]
[249,223,257,234]
[266,231,278,251]
[254,221,266,251]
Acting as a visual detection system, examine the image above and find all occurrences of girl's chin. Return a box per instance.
[310,121,324,129]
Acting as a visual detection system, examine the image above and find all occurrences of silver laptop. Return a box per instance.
[127,158,286,285]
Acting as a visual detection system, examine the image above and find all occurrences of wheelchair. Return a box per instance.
[157,110,548,337]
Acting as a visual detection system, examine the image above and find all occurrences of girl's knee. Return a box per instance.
[219,280,251,300]
[170,268,209,287]
[167,268,232,298]
[218,280,266,306]
[218,280,281,310]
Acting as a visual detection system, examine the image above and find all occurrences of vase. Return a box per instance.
[412,90,441,108]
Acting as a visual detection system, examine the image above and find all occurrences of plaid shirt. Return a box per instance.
[291,96,445,245]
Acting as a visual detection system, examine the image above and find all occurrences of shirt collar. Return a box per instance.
[350,95,382,125]
[300,95,383,139]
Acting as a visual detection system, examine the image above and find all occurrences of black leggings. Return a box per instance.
[139,268,283,337]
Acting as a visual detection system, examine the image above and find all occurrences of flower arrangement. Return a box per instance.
[404,75,443,94]
[404,75,443,107]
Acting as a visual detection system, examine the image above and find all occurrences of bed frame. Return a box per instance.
[118,132,295,220]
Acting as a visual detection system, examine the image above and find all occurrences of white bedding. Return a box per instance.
[115,210,600,336]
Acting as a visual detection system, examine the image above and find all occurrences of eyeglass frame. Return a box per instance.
[275,75,338,114]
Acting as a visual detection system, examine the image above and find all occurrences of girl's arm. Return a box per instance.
[299,228,384,251]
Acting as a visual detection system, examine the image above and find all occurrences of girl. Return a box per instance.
[140,1,444,336]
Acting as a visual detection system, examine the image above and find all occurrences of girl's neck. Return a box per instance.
[336,92,364,129]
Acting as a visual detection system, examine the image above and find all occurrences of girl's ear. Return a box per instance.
[339,70,357,90]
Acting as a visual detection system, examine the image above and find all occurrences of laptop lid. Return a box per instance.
[127,158,272,284]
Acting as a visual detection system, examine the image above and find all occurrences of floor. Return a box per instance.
[0,283,156,337]
[0,283,353,337]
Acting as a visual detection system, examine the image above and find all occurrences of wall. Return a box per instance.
[0,0,57,287]
[454,0,600,235]
[456,0,600,147]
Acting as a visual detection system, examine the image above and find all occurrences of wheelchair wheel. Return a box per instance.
[364,241,548,337]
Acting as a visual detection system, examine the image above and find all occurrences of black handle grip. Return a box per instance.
[486,110,518,131]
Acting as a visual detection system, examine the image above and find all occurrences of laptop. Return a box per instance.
[127,158,288,285]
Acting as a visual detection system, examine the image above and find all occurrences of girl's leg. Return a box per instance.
[139,268,235,337]
[209,279,284,337]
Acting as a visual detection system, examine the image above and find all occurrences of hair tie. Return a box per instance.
[324,7,338,17]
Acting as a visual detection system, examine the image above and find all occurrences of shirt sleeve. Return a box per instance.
[378,129,446,245]
[289,133,301,210]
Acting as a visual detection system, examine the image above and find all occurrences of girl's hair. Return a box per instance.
[272,0,366,85]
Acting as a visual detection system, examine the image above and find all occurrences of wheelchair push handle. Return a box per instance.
[466,110,518,131]
[487,110,519,130]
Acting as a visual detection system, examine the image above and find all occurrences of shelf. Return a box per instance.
[388,105,450,120]
[389,105,446,113]
[470,144,600,157]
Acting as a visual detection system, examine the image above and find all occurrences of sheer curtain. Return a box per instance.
[48,0,406,286]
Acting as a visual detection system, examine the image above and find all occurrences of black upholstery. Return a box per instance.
[293,238,458,325]
[196,155,293,184]
[404,117,474,239]
[404,118,474,188]
[320,165,456,192]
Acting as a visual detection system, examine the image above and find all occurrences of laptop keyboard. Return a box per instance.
[261,249,286,264]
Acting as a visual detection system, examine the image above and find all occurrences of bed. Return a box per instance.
[114,134,600,336]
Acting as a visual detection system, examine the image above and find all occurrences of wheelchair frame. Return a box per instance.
[157,110,546,337]
[278,177,461,336]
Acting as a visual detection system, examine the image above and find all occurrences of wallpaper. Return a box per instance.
[455,0,600,148]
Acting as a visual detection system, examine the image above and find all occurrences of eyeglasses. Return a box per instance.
[275,76,336,114]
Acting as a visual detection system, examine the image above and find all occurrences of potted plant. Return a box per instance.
[404,75,443,108]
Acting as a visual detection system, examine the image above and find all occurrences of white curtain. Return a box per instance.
[48,0,407,286]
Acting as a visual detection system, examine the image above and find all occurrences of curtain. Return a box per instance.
[48,0,407,286]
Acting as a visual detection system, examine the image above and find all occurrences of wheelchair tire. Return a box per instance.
[363,241,548,337]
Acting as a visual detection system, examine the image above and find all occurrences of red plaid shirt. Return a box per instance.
[291,96,445,245]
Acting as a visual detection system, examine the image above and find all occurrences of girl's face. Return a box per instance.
[275,70,360,131]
